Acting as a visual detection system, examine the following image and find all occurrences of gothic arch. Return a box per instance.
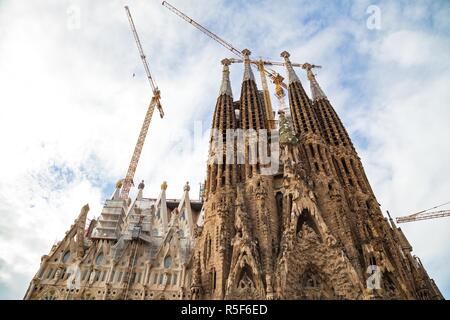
[82,291,96,300]
[418,287,431,300]
[296,208,321,238]
[39,288,60,300]
[236,264,254,290]
[279,209,364,299]
[203,234,212,266]
[298,264,336,300]
[381,271,402,299]
[226,249,264,299]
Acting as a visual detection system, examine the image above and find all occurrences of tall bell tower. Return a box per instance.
[191,52,443,300]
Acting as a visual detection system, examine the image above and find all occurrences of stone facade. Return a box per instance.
[190,50,443,300]
[24,181,202,300]
[25,49,443,300]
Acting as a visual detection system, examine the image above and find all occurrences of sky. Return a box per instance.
[0,0,449,299]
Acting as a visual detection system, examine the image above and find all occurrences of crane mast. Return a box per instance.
[121,6,165,200]
[256,60,275,129]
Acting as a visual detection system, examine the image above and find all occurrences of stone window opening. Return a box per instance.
[95,252,104,265]
[419,290,430,300]
[288,194,293,217]
[309,144,316,158]
[364,223,373,239]
[317,146,324,162]
[41,290,58,300]
[62,251,70,264]
[348,178,354,187]
[303,272,320,289]
[296,208,321,237]
[173,273,178,285]
[60,269,66,280]
[46,268,54,279]
[164,255,172,269]
[210,268,216,291]
[383,273,398,296]
[275,192,283,220]
[237,265,254,290]
[341,158,350,175]
[332,157,344,184]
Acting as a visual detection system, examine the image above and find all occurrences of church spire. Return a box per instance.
[177,181,194,237]
[111,180,123,200]
[280,51,300,85]
[239,48,267,179]
[75,204,89,259]
[302,63,327,101]
[240,48,265,130]
[280,50,319,137]
[219,58,233,97]
[154,181,169,232]
[206,62,238,196]
[242,49,255,82]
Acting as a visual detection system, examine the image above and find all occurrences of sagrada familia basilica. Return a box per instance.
[24,49,443,300]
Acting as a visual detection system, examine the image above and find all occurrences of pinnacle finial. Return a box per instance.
[242,48,251,58]
[242,49,255,82]
[280,51,290,59]
[219,59,233,97]
[184,181,190,192]
[280,51,299,85]
[116,179,123,189]
[221,58,231,66]
[161,181,168,190]
[138,180,145,190]
[302,62,327,100]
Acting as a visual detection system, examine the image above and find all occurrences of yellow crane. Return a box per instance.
[120,6,165,200]
[162,0,311,130]
[395,201,450,224]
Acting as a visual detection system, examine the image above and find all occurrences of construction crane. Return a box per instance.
[228,58,321,116]
[162,0,313,130]
[120,6,165,200]
[396,201,450,224]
